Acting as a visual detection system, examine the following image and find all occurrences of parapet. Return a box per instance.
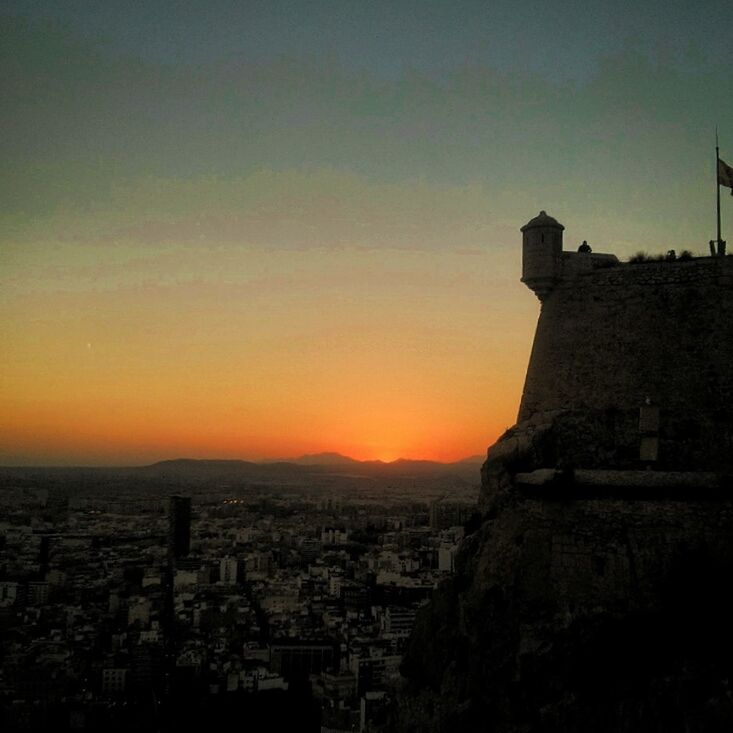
[561,250,619,277]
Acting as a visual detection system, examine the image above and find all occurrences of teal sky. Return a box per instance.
[3,0,731,78]
[2,1,733,464]
[3,1,732,248]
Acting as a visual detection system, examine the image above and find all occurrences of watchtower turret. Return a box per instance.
[520,210,564,300]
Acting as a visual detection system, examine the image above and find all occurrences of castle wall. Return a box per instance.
[518,257,733,468]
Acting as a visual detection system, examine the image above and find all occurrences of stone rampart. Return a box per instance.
[519,257,733,470]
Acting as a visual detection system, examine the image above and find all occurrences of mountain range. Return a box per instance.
[137,453,484,482]
[0,453,485,485]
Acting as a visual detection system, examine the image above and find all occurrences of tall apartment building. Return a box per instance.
[168,496,191,560]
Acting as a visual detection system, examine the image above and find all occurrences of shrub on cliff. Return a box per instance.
[628,250,695,264]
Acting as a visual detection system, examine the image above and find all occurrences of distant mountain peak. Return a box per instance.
[289,452,360,466]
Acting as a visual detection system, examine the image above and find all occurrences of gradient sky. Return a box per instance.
[2,1,732,465]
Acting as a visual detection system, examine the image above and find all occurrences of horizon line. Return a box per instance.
[0,451,487,470]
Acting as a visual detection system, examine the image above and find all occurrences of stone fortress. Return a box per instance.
[517,211,733,470]
[393,213,733,732]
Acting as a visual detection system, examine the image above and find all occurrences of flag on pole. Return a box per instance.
[719,157,733,195]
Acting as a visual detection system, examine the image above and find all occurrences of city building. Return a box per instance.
[168,496,191,560]
[219,555,238,585]
[428,499,472,531]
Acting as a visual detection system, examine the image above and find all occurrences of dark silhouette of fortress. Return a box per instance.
[517,211,733,474]
[394,213,733,733]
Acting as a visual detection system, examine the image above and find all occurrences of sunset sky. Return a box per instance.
[2,0,732,465]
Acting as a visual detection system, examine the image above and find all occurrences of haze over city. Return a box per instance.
[2,0,732,466]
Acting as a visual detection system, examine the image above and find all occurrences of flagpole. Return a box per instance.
[716,127,723,255]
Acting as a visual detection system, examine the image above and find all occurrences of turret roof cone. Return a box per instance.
[521,210,565,232]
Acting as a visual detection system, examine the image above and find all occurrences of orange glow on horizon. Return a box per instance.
[1,195,536,468]
[0,362,519,466]
[0,402,510,467]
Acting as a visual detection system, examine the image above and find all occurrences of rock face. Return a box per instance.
[396,418,733,732]
[393,222,733,732]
